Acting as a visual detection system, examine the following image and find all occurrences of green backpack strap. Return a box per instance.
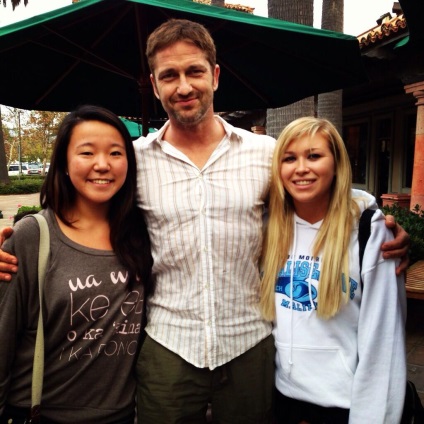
[30,213,50,421]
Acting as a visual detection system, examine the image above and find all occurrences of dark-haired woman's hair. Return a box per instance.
[40,104,153,295]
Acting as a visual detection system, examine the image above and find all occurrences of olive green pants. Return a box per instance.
[136,334,275,424]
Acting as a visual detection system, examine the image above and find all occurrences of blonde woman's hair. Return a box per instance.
[260,117,360,320]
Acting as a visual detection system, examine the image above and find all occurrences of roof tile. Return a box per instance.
[357,13,407,49]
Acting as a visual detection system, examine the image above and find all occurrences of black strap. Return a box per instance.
[358,209,376,277]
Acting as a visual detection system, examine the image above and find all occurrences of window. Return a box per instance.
[343,122,368,184]
[375,118,392,197]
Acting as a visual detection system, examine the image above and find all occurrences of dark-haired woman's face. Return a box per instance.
[66,120,128,208]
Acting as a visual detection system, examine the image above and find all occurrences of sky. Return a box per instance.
[240,0,396,35]
[0,0,397,36]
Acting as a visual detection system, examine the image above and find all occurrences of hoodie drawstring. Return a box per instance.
[308,261,316,311]
[289,219,317,374]
[288,223,297,372]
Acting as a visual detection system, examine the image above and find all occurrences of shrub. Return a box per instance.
[381,203,424,267]
[0,176,44,195]
[16,205,42,214]
[14,206,42,224]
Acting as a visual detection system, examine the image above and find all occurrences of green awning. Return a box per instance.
[0,0,367,132]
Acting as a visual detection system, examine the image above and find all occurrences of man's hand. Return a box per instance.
[381,214,410,275]
[0,227,17,281]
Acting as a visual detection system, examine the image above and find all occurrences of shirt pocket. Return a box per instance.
[276,340,355,405]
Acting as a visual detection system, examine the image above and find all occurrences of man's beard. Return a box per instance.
[170,107,207,127]
[167,92,213,127]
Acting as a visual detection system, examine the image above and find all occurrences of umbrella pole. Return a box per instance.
[139,79,151,137]
[135,5,151,138]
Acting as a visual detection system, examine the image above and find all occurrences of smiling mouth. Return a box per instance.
[91,179,111,185]
[293,180,314,186]
[175,96,197,104]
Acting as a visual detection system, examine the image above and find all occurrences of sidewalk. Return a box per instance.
[0,193,40,229]
[406,298,424,404]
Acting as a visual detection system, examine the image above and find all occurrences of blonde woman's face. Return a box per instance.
[280,133,335,223]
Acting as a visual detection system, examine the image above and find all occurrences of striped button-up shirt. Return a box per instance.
[133,117,275,369]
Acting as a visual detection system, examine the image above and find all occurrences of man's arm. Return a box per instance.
[0,215,412,281]
[0,227,18,281]
[382,215,410,275]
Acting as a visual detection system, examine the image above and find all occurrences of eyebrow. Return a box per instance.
[157,64,207,79]
[75,141,125,148]
[284,147,320,154]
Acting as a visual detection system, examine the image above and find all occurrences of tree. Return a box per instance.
[27,111,66,172]
[0,0,30,181]
[0,108,11,184]
[266,0,315,138]
[1,108,65,172]
[1,107,26,166]
[1,118,14,164]
[318,0,344,133]
[2,0,28,10]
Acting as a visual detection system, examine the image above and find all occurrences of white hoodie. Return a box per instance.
[273,193,406,423]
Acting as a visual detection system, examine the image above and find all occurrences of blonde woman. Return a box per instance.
[260,117,406,423]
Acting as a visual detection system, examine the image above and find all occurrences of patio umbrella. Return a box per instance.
[0,0,367,135]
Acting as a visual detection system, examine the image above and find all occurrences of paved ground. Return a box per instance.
[0,192,40,229]
[406,298,424,404]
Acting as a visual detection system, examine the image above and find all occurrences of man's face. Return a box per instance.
[150,40,220,127]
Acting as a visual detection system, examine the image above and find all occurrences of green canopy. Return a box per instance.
[120,117,156,137]
[0,0,367,134]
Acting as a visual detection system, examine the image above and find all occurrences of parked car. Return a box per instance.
[8,164,28,176]
[27,163,41,175]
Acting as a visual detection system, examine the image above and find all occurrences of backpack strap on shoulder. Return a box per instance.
[358,209,376,278]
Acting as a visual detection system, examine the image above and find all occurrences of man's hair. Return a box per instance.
[146,19,216,73]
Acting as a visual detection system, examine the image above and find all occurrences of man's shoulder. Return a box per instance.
[132,134,155,149]
[231,126,276,148]
[218,117,276,147]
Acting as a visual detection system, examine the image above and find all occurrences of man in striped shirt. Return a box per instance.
[132,19,409,424]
